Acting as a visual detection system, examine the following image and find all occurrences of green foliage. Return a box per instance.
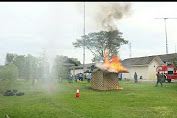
[5,53,17,65]
[5,53,44,81]
[52,55,69,80]
[0,64,18,92]
[51,55,80,80]
[66,58,81,66]
[73,30,128,62]
[171,57,177,69]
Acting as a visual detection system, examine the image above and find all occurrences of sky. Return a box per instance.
[0,2,177,66]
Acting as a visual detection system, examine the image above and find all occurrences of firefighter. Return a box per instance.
[134,72,138,83]
[156,72,163,87]
[88,73,91,83]
[75,74,78,82]
[79,73,82,81]
[162,72,166,83]
[70,73,73,82]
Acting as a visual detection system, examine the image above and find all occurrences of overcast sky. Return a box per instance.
[0,2,177,66]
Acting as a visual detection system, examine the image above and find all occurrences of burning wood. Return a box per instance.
[91,53,127,90]
[95,53,128,73]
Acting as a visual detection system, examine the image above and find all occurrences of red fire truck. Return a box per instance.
[156,62,177,83]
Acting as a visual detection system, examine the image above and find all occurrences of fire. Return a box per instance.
[103,53,127,73]
[116,85,123,90]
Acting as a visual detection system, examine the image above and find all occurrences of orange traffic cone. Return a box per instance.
[50,83,52,92]
[76,87,79,98]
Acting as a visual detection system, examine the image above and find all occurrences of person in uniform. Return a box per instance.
[156,72,163,87]
[79,73,82,81]
[134,72,138,83]
[75,74,78,82]
[88,73,91,83]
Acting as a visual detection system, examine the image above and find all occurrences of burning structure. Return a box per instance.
[91,53,128,90]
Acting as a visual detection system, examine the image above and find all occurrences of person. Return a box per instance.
[70,73,73,82]
[161,72,165,83]
[118,73,122,81]
[134,72,138,83]
[75,74,78,82]
[58,74,62,83]
[88,73,91,83]
[79,73,82,81]
[59,76,62,83]
[67,72,71,83]
[156,72,163,87]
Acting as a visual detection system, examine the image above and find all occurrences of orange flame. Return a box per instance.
[116,85,124,90]
[103,53,127,73]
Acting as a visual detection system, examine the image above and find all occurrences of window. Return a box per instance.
[167,67,174,75]
[156,67,162,71]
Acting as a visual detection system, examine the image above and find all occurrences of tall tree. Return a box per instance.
[171,57,177,69]
[51,55,81,80]
[0,64,18,92]
[5,53,44,81]
[73,30,128,62]
[5,53,17,65]
[13,55,26,80]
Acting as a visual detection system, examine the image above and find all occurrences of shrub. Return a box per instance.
[0,64,18,93]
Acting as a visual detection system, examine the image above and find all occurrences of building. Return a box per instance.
[70,63,96,75]
[70,53,177,81]
[121,53,177,81]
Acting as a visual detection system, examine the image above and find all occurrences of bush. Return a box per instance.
[0,64,18,93]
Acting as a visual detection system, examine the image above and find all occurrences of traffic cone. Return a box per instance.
[76,87,79,98]
[50,83,52,92]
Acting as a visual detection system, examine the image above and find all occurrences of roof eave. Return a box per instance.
[124,64,149,67]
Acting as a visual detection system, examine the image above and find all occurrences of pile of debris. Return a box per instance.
[3,89,24,96]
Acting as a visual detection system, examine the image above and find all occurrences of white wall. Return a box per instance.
[70,69,83,75]
[122,65,148,80]
[148,58,161,81]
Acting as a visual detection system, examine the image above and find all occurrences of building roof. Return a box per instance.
[158,53,177,62]
[122,56,156,66]
[121,53,177,67]
[70,63,96,69]
[70,53,177,69]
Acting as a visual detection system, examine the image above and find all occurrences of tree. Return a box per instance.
[5,53,44,81]
[171,57,177,69]
[73,30,128,62]
[51,55,81,80]
[5,53,17,65]
[12,55,26,80]
[66,58,81,66]
[0,64,18,93]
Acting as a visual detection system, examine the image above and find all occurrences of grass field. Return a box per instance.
[0,79,177,118]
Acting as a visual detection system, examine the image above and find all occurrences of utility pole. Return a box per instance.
[83,2,86,81]
[155,18,177,54]
[129,42,131,58]
[175,43,176,53]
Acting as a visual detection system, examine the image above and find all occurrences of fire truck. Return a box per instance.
[156,62,177,83]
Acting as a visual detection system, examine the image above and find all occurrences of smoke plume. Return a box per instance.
[76,2,132,31]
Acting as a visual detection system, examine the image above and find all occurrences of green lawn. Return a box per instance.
[0,79,177,118]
